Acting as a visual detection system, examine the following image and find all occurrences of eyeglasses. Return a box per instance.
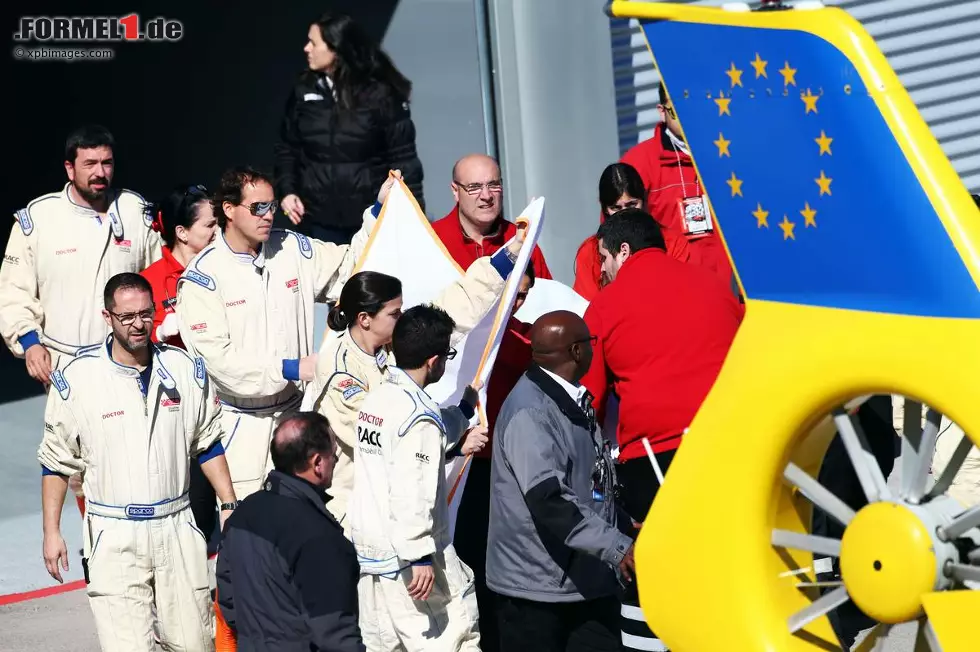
[661,103,676,118]
[443,347,458,360]
[242,200,279,217]
[453,180,503,196]
[531,335,597,355]
[108,309,155,326]
[572,335,598,347]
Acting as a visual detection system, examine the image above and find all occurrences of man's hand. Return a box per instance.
[299,355,318,382]
[156,313,180,341]
[282,194,305,225]
[43,532,69,583]
[619,543,636,583]
[407,564,435,601]
[25,344,52,387]
[219,509,233,531]
[377,170,403,205]
[461,380,483,411]
[505,219,529,257]
[460,426,489,456]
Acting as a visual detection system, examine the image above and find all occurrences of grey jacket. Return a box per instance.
[486,364,633,602]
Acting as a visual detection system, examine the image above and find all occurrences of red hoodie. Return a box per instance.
[140,246,186,348]
[621,124,734,286]
[481,317,532,459]
[572,224,605,302]
[582,248,742,461]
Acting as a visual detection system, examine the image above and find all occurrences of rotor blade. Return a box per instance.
[784,462,856,527]
[913,617,943,652]
[902,408,942,503]
[940,505,980,540]
[772,529,841,557]
[947,563,980,584]
[834,408,891,503]
[787,585,849,634]
[926,433,977,500]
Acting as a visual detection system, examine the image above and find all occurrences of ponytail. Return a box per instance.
[327,304,351,331]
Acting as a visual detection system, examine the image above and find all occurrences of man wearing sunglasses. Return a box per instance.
[38,273,236,652]
[620,82,735,292]
[350,305,488,651]
[176,165,390,500]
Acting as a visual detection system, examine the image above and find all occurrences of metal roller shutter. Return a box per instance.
[609,0,980,193]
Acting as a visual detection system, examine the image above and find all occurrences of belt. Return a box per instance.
[86,492,190,520]
[220,393,302,415]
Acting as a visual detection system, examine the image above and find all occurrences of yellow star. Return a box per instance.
[726,172,743,197]
[801,88,819,114]
[713,132,731,157]
[750,53,768,79]
[752,203,769,228]
[815,130,833,156]
[779,61,797,87]
[800,202,817,227]
[714,94,732,116]
[815,170,833,196]
[779,215,796,240]
[725,62,744,88]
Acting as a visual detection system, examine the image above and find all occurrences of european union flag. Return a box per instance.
[640,20,980,319]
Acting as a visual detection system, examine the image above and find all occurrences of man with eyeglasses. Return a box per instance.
[581,209,742,652]
[176,165,390,501]
[38,272,236,652]
[350,304,488,651]
[0,125,163,384]
[620,82,735,291]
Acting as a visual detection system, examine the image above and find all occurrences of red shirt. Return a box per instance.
[481,318,532,459]
[430,206,552,281]
[582,249,741,461]
[621,124,734,286]
[140,246,186,349]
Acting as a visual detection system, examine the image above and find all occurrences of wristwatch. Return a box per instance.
[220,501,239,511]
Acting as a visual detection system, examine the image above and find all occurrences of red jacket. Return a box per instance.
[430,206,552,281]
[572,235,603,301]
[621,124,734,286]
[582,248,741,461]
[481,318,532,459]
[140,246,186,349]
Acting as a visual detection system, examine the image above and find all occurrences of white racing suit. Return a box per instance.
[0,183,163,364]
[306,251,515,525]
[37,338,224,652]
[176,210,373,499]
[350,367,481,652]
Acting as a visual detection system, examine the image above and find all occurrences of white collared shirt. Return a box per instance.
[541,367,587,406]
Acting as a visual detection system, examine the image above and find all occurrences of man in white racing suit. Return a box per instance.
[38,273,237,652]
[351,305,489,652]
[307,240,521,526]
[0,125,163,381]
[176,166,386,499]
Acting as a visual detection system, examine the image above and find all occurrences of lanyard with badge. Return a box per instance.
[581,392,611,503]
[669,133,715,240]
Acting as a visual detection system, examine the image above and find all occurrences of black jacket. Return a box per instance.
[216,470,364,652]
[274,73,425,229]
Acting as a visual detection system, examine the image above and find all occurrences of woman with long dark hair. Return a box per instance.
[573,162,647,301]
[304,232,527,526]
[275,12,424,244]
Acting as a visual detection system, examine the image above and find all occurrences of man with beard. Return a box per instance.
[0,124,163,518]
[176,166,387,500]
[0,124,163,382]
[38,273,237,652]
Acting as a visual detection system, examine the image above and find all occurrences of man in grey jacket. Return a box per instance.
[487,310,635,652]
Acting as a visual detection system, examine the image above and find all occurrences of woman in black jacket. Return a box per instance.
[275,12,424,244]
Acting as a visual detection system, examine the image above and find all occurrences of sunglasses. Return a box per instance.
[443,347,458,360]
[243,200,279,217]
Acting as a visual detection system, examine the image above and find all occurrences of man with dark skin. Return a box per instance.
[488,309,635,652]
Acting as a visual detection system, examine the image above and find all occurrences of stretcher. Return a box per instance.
[606,1,980,650]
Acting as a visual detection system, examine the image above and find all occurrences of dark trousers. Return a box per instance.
[615,449,677,652]
[296,220,360,245]
[497,593,621,652]
[813,395,898,648]
[189,458,218,550]
[453,457,498,651]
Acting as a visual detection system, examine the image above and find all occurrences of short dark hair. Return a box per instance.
[212,166,275,229]
[596,209,666,255]
[145,184,211,248]
[658,80,668,106]
[65,125,114,164]
[973,193,980,209]
[104,273,152,310]
[271,412,335,474]
[523,264,535,287]
[391,305,455,370]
